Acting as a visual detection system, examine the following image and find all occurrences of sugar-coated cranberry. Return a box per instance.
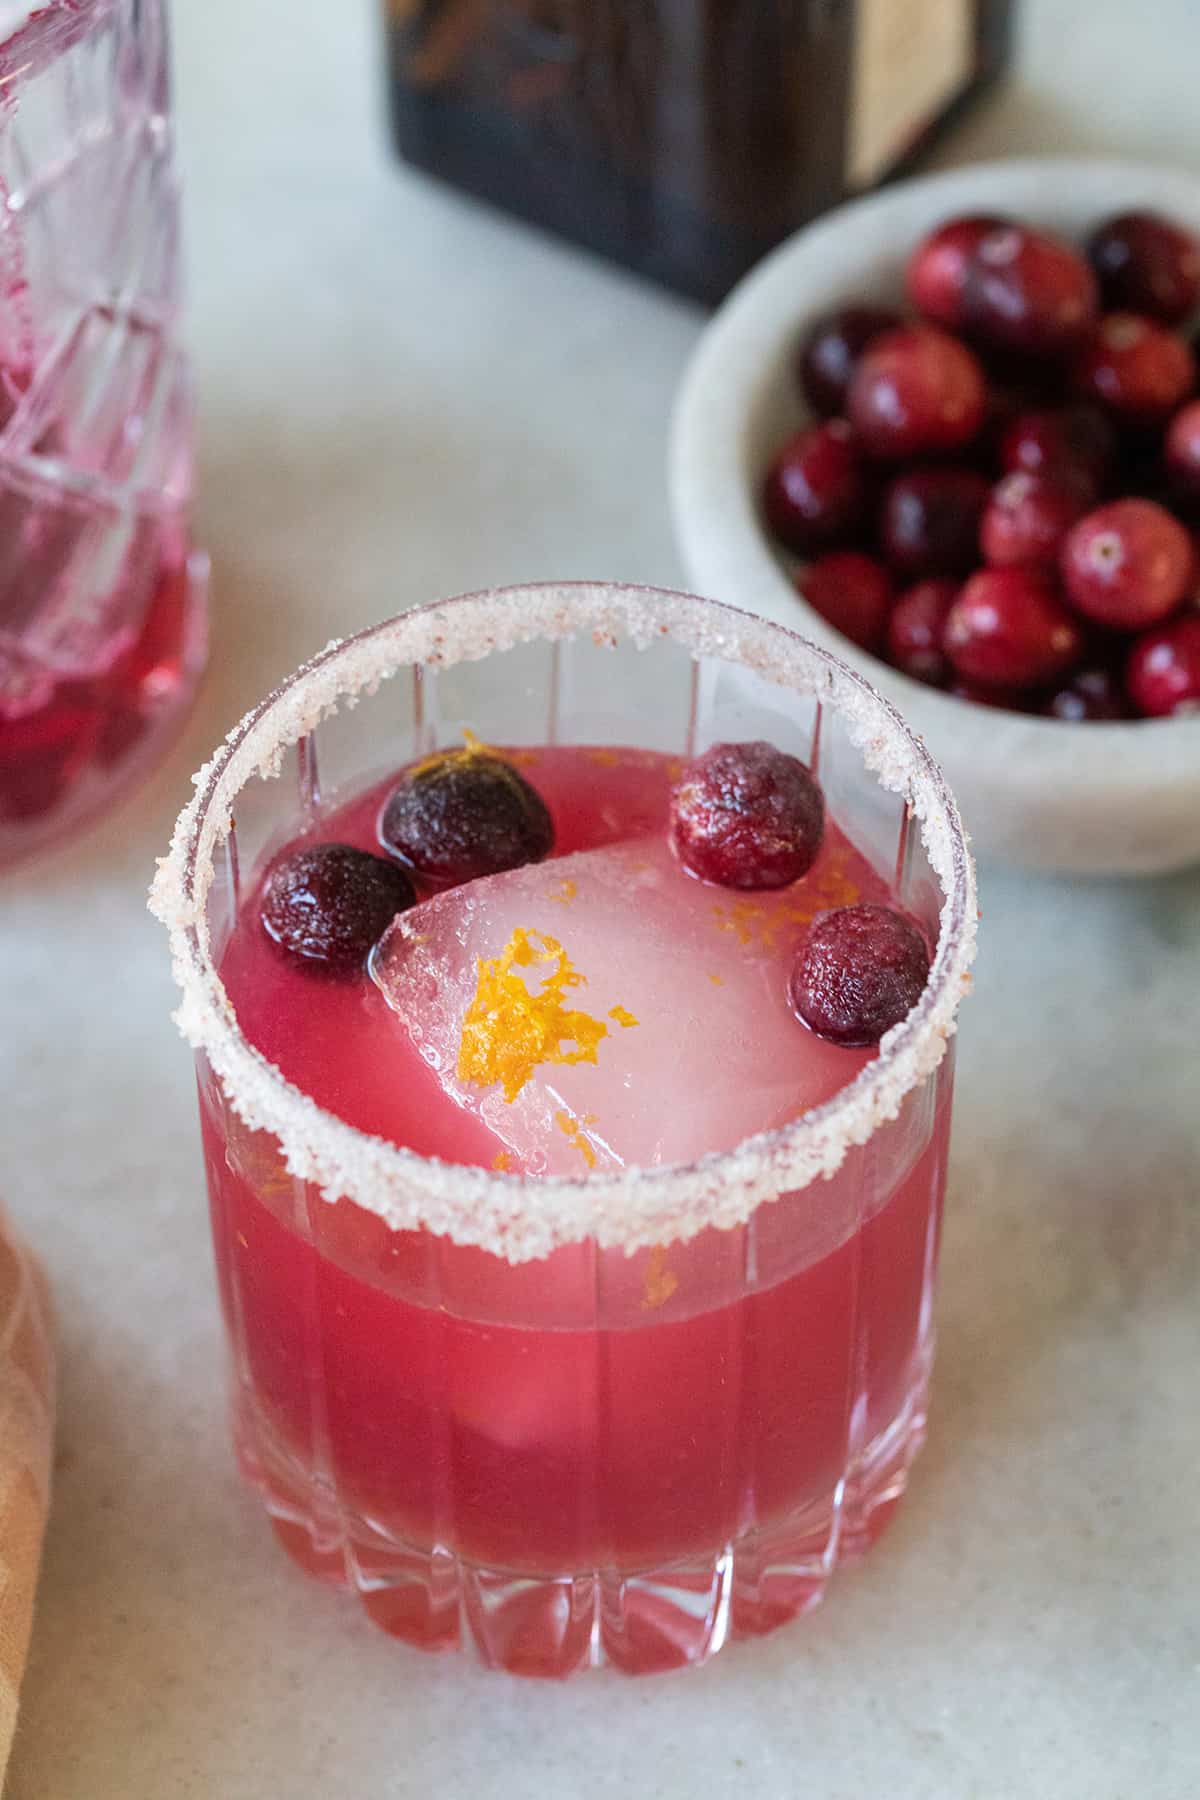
[1060,498,1191,629]
[944,567,1084,687]
[790,904,931,1047]
[1086,211,1200,326]
[798,550,894,651]
[999,404,1116,491]
[1164,399,1200,506]
[670,741,824,890]
[848,324,986,460]
[1043,665,1130,722]
[762,420,869,554]
[906,214,1011,328]
[260,843,416,970]
[878,466,989,578]
[798,305,902,416]
[965,226,1099,359]
[1125,615,1200,715]
[380,744,554,886]
[1074,313,1195,430]
[980,469,1091,570]
[885,579,958,685]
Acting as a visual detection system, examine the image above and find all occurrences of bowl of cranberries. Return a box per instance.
[671,159,1200,874]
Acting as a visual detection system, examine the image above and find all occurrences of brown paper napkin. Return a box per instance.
[0,1205,55,1784]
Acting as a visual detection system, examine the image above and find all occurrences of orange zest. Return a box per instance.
[642,1246,679,1310]
[458,927,635,1103]
[555,1110,598,1170]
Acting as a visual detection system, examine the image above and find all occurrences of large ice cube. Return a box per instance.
[371,838,869,1175]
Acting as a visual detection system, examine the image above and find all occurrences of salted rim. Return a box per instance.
[149,582,977,1262]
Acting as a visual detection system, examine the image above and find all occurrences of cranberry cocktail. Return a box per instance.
[153,584,974,1676]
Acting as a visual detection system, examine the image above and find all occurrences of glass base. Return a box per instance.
[233,1378,930,1678]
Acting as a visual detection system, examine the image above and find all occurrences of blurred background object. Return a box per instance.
[384,0,1016,303]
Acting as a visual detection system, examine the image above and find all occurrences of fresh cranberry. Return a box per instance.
[885,579,958,685]
[980,469,1091,570]
[790,904,931,1047]
[1126,615,1200,715]
[965,225,1099,359]
[948,678,1032,712]
[1074,313,1195,430]
[260,843,416,970]
[670,741,824,890]
[762,420,869,554]
[1043,665,1130,721]
[798,550,893,651]
[1086,211,1200,326]
[848,324,986,460]
[380,743,554,886]
[1060,498,1191,629]
[999,404,1116,491]
[798,305,902,416]
[1164,399,1200,506]
[944,567,1084,687]
[906,214,1010,328]
[878,466,989,578]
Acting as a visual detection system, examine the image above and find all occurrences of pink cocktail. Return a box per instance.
[0,0,206,866]
[153,584,975,1676]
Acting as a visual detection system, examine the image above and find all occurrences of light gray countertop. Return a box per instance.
[4,0,1199,1793]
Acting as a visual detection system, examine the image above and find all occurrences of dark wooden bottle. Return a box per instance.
[384,1,1015,306]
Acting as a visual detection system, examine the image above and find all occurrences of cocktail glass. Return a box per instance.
[152,582,975,1676]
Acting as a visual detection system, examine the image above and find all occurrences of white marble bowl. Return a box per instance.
[670,157,1200,875]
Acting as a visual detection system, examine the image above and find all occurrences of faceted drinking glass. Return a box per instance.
[0,0,206,866]
[152,583,975,1676]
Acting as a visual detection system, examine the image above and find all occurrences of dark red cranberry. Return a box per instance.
[1126,615,1200,715]
[379,744,554,886]
[944,567,1084,687]
[948,678,1032,712]
[885,579,958,685]
[798,550,893,651]
[1086,211,1200,326]
[1074,313,1195,430]
[1060,498,1191,629]
[670,741,824,890]
[790,904,931,1047]
[980,470,1091,570]
[974,380,1031,463]
[798,305,902,417]
[1164,399,1200,506]
[1043,665,1130,722]
[878,466,989,578]
[906,214,1010,329]
[848,324,986,460]
[999,404,1116,491]
[965,225,1099,359]
[762,420,869,554]
[260,843,416,970]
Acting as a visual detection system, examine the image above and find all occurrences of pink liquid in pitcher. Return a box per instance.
[0,0,205,864]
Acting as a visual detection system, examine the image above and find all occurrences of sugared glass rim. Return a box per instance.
[150,583,977,1262]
